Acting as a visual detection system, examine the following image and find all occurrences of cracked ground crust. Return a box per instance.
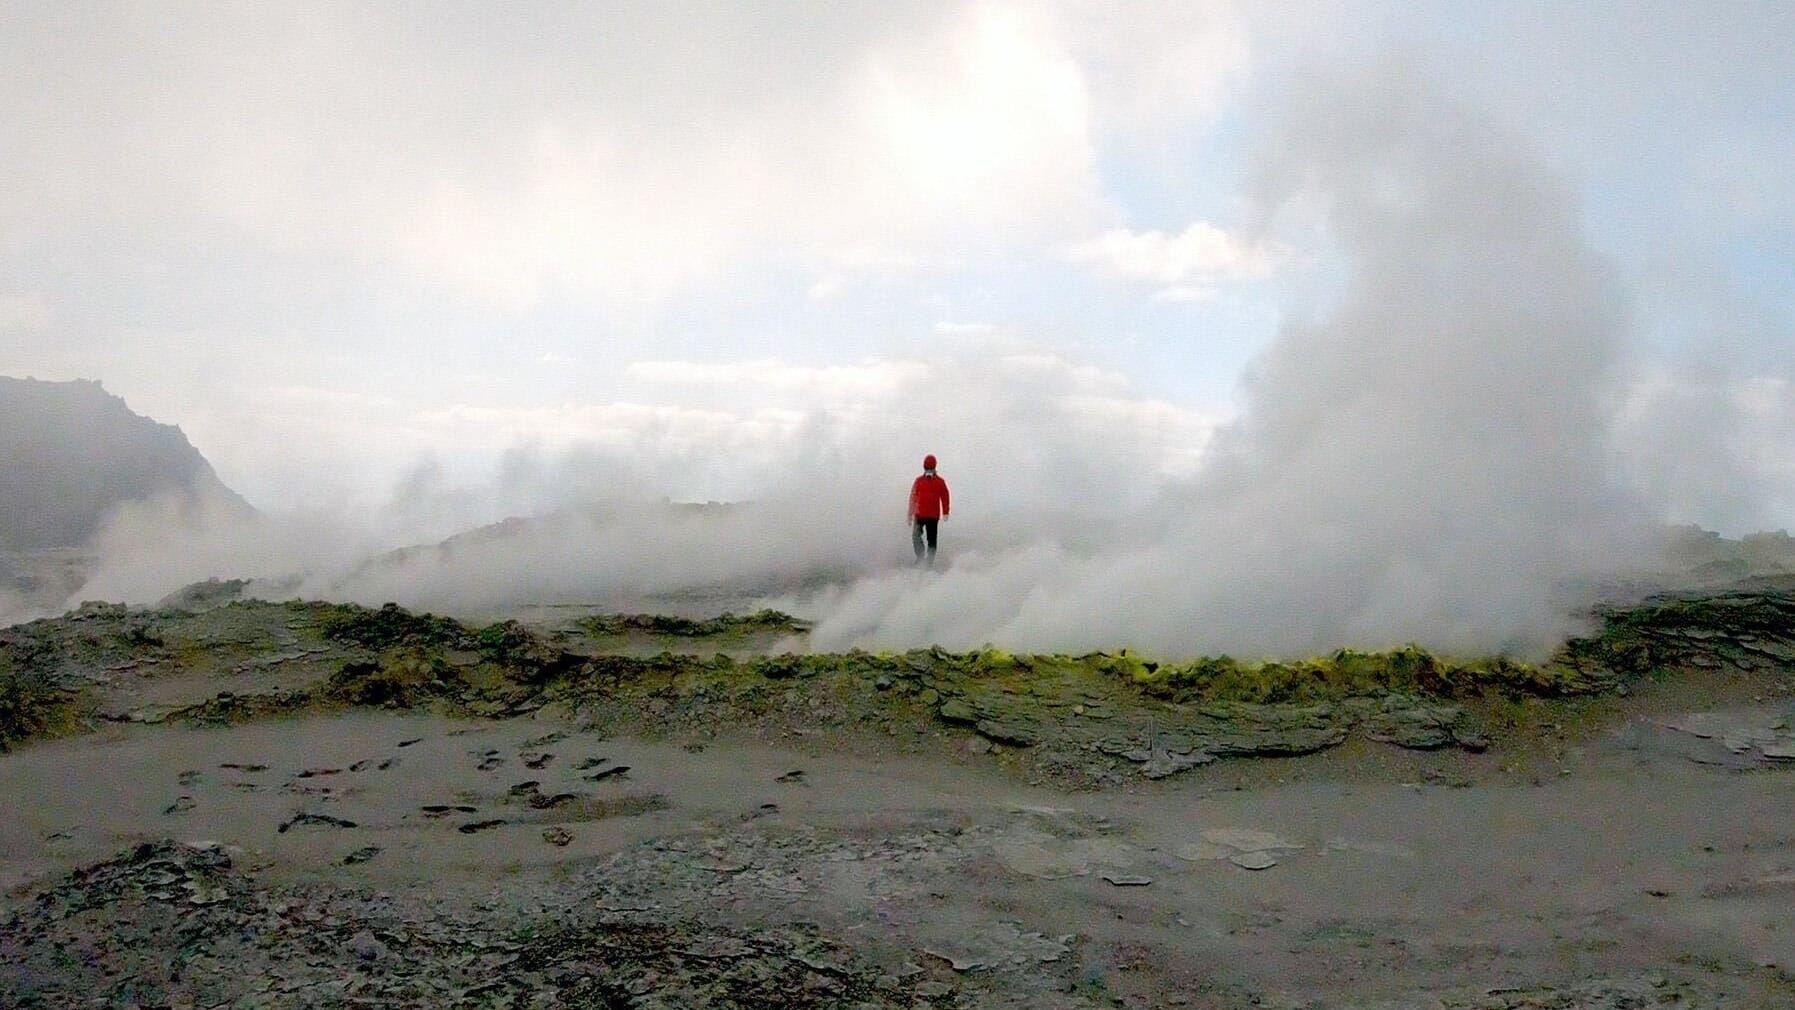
[6,586,1791,785]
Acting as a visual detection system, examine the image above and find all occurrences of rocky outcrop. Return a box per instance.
[0,376,248,553]
[4,584,1789,777]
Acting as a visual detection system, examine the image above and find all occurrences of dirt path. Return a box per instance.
[5,707,1793,1007]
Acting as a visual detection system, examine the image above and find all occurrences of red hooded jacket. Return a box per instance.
[908,472,950,520]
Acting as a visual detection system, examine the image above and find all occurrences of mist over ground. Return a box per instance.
[5,6,1790,658]
[803,63,1661,658]
[50,61,1787,661]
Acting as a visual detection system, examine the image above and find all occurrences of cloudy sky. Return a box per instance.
[2,1,1790,534]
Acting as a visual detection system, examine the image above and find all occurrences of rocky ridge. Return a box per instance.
[0,376,248,554]
[4,586,1791,780]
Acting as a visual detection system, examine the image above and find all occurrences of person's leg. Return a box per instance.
[912,519,925,562]
[924,518,939,563]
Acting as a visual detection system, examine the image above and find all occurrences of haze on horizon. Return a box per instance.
[3,2,1792,657]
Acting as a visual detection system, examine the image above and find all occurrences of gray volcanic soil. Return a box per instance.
[4,593,1795,1007]
[5,709,1795,1005]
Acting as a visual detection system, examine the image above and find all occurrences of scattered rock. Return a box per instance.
[921,922,1071,975]
[458,819,506,834]
[1363,701,1467,750]
[937,698,974,723]
[1101,873,1151,886]
[278,812,358,833]
[342,846,382,865]
[162,795,195,815]
[542,826,574,846]
[1141,749,1214,779]
[1229,851,1279,871]
[346,929,387,962]
[527,791,582,810]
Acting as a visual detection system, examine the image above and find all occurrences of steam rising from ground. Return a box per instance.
[41,65,1786,658]
[68,350,1213,618]
[808,66,1655,658]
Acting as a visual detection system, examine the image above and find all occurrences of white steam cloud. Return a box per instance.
[64,349,1218,619]
[807,63,1657,658]
[37,63,1787,661]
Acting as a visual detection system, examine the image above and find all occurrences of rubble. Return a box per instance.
[1644,708,1795,768]
[1,831,1752,1010]
[277,812,358,833]
[1554,587,1795,683]
[576,608,809,639]
[1371,975,1727,1010]
[0,841,963,1009]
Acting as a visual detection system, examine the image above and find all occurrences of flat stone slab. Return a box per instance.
[1763,740,1795,761]
[1101,873,1151,886]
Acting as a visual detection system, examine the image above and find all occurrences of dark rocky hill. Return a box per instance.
[0,377,249,552]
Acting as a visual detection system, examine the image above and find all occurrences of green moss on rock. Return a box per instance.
[0,667,76,749]
[320,602,469,651]
[577,609,807,639]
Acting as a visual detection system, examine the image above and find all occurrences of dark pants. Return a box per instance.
[912,517,939,563]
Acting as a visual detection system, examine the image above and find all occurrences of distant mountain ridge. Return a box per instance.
[0,376,249,552]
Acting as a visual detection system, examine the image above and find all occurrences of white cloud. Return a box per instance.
[1054,0,1250,134]
[1150,286,1215,304]
[626,359,934,401]
[1617,370,1795,535]
[933,320,998,336]
[806,275,845,301]
[413,402,787,453]
[0,3,1247,310]
[615,350,1223,504]
[1062,220,1276,301]
[178,345,1226,526]
[65,342,1231,618]
[0,292,50,331]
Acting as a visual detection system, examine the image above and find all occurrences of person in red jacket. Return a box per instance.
[907,454,951,565]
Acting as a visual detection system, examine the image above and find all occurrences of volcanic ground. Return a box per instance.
[3,581,1794,1008]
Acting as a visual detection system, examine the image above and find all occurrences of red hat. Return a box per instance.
[922,454,937,470]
